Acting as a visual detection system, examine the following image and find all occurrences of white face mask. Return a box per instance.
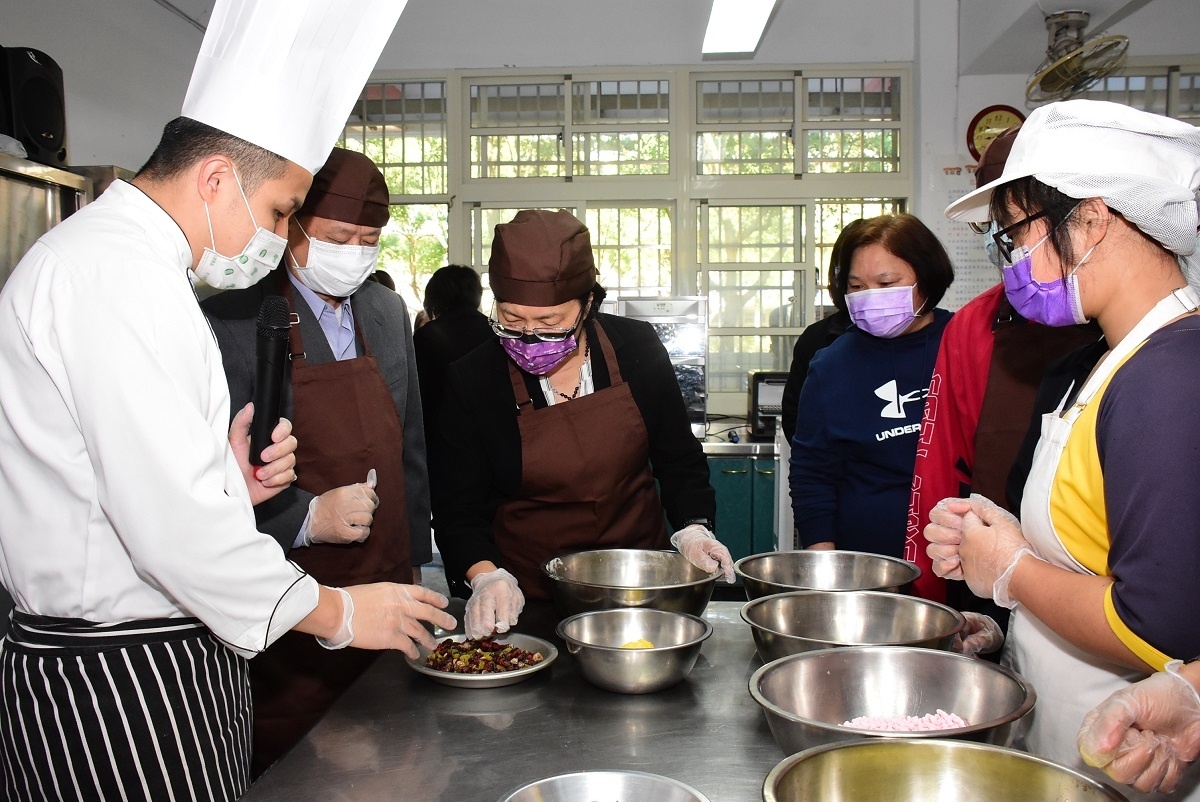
[289,219,380,297]
[193,167,287,290]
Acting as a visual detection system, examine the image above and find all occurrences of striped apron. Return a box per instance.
[0,612,251,802]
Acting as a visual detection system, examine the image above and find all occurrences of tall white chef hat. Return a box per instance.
[182,0,409,175]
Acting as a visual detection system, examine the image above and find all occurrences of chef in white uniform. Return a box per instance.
[926,100,1200,800]
[0,2,454,800]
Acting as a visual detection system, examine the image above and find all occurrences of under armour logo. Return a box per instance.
[875,379,923,419]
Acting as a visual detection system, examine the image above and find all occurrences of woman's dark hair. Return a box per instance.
[136,116,288,194]
[580,283,607,321]
[423,264,483,318]
[834,213,955,310]
[988,178,1086,277]
[827,218,868,313]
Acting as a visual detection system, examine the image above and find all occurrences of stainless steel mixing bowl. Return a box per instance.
[543,548,717,617]
[734,550,920,600]
[740,590,965,662]
[763,739,1129,801]
[749,645,1035,754]
[499,770,712,802]
[555,607,712,694]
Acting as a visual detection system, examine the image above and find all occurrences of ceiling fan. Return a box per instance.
[1026,10,1130,105]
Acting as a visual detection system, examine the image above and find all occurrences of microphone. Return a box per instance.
[249,295,291,466]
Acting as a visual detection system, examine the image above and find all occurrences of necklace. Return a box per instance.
[556,341,591,402]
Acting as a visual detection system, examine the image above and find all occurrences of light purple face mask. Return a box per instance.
[1001,235,1089,327]
[501,334,579,375]
[845,285,923,338]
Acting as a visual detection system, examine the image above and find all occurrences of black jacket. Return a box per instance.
[413,308,493,433]
[781,310,850,442]
[430,313,715,596]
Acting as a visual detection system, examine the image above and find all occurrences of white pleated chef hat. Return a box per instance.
[182,0,408,175]
[946,99,1200,284]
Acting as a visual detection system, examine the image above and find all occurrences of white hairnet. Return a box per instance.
[946,100,1200,285]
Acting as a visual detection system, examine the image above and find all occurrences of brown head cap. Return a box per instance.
[298,147,390,228]
[975,124,1021,188]
[488,209,598,306]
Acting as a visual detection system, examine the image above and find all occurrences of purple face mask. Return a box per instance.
[1002,235,1088,327]
[501,334,579,375]
[845,285,923,338]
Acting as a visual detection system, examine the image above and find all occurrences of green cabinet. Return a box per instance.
[709,455,778,565]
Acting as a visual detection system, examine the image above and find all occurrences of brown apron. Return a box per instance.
[249,280,412,777]
[494,321,669,602]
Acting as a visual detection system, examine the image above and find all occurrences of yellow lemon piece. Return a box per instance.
[620,639,654,649]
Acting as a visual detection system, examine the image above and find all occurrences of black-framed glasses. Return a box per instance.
[992,209,1050,264]
[489,305,584,342]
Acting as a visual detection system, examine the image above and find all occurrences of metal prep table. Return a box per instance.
[242,600,785,802]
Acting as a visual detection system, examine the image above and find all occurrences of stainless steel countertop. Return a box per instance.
[243,600,784,802]
[701,441,776,456]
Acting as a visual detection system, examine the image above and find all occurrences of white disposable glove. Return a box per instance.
[926,494,1038,609]
[316,582,456,659]
[465,568,525,639]
[671,524,735,583]
[302,469,379,545]
[953,611,1004,658]
[1079,660,1200,794]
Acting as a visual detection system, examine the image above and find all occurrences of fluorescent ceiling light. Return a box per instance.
[702,0,779,55]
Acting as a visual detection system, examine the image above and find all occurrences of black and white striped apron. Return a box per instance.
[0,612,251,802]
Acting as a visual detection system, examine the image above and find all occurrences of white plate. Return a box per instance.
[407,633,558,689]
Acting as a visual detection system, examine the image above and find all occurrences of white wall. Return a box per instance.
[4,0,204,171]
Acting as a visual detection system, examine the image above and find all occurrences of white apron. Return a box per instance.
[1006,285,1200,800]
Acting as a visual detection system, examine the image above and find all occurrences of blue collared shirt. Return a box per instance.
[288,271,357,361]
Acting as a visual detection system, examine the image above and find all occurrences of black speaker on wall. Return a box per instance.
[0,46,68,169]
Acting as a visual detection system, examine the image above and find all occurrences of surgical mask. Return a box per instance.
[846,284,924,338]
[1001,232,1091,327]
[501,334,579,375]
[193,167,287,290]
[289,220,380,297]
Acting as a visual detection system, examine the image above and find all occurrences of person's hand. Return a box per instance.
[320,583,456,659]
[671,524,735,582]
[1079,660,1200,794]
[924,496,973,580]
[952,611,1004,658]
[958,494,1038,609]
[465,568,525,639]
[303,470,379,545]
[228,402,298,505]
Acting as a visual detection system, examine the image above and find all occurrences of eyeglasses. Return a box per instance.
[489,306,584,342]
[991,209,1050,264]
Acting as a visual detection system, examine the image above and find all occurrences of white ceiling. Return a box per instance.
[161,0,1199,77]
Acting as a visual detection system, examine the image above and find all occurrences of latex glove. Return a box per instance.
[465,568,525,639]
[228,402,297,506]
[953,611,1004,658]
[958,494,1038,609]
[317,582,456,659]
[303,470,379,545]
[1079,660,1200,794]
[923,496,973,580]
[671,524,735,583]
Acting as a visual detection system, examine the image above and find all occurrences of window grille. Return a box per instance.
[341,81,447,195]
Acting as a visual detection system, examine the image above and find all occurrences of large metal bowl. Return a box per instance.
[543,549,717,617]
[499,770,711,802]
[556,608,712,694]
[749,646,1035,754]
[735,550,921,600]
[741,590,965,662]
[764,739,1128,801]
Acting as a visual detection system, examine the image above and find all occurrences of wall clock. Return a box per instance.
[967,105,1025,161]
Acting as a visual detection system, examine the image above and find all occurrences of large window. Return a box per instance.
[340,82,450,314]
[345,67,912,416]
[1079,66,1200,122]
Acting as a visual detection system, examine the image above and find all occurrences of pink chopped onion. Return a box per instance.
[841,709,968,731]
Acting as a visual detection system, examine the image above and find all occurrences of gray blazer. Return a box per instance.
[201,275,432,564]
